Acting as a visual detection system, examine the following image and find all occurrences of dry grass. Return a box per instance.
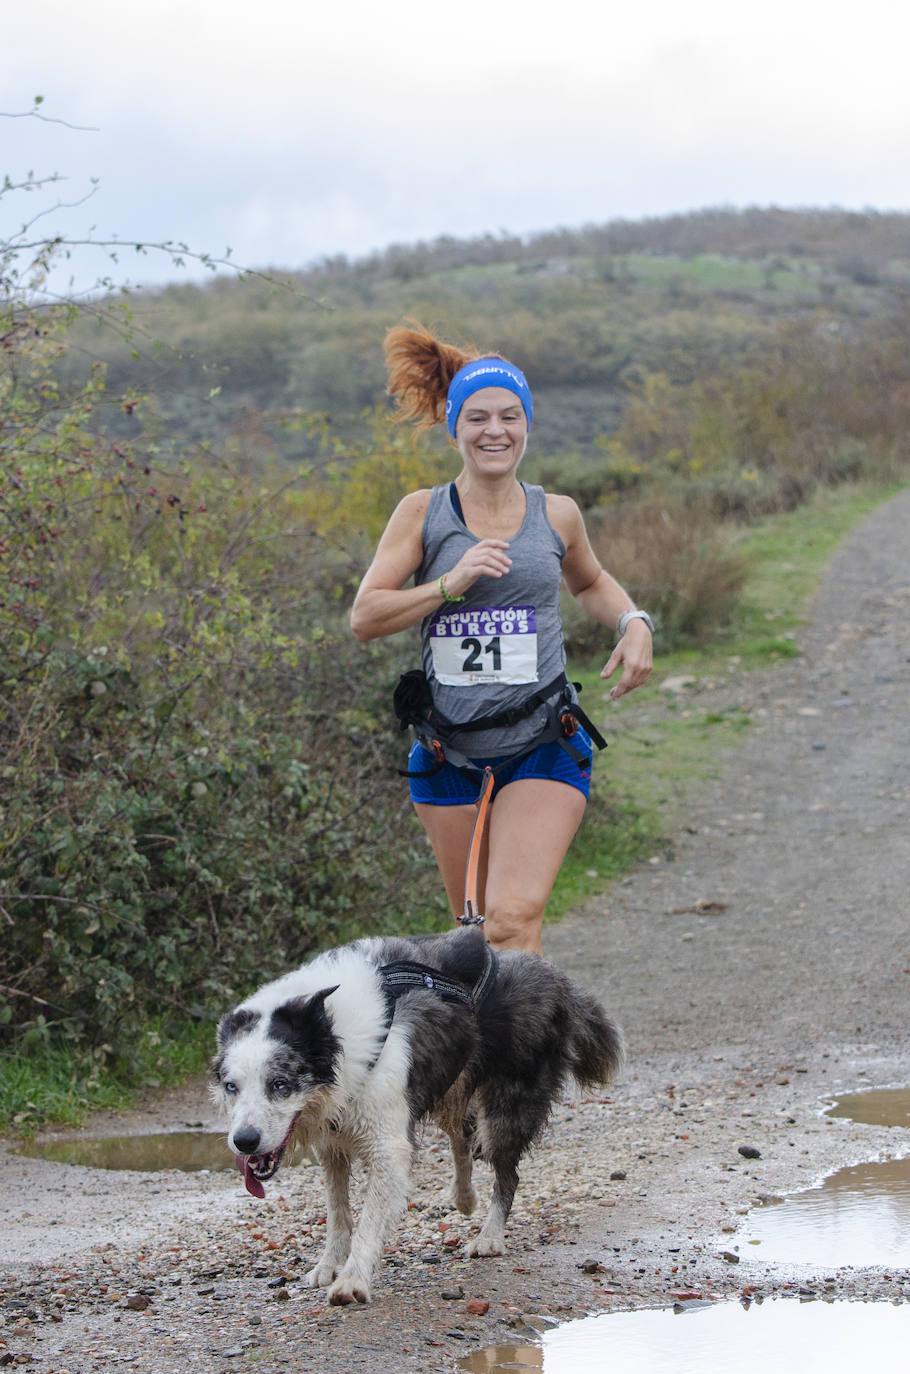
[565,499,748,654]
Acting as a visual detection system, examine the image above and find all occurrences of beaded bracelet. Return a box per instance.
[438,574,465,604]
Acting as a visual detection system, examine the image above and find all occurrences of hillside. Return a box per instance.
[67,206,910,463]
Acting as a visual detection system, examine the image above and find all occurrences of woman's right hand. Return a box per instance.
[351,498,513,641]
[441,539,512,599]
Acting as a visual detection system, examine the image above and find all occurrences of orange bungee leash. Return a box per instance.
[458,766,495,927]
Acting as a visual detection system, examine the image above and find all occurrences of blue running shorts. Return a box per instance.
[407,727,593,806]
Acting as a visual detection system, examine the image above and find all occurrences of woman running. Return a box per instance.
[350,322,653,954]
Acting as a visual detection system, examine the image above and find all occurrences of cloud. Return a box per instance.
[3,0,909,289]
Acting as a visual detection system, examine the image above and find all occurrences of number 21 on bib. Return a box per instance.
[428,605,538,686]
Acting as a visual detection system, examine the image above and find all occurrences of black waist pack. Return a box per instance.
[392,668,439,733]
[391,668,606,778]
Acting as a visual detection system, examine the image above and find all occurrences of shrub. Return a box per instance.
[1,621,437,1064]
[0,298,442,1062]
[562,499,748,656]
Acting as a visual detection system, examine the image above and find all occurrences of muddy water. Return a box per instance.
[17,1131,236,1172]
[826,1086,910,1128]
[742,1156,910,1267]
[739,1086,910,1267]
[459,1302,910,1374]
[17,1129,321,1174]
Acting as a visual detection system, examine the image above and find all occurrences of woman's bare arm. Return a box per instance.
[350,491,513,641]
[548,494,653,699]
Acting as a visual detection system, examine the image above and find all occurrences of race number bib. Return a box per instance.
[428,605,538,686]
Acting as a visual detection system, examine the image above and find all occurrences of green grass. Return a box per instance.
[616,252,810,295]
[731,481,902,638]
[546,792,659,919]
[0,1017,214,1136]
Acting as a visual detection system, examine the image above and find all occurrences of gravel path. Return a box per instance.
[2,488,909,1372]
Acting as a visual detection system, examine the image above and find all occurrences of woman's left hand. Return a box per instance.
[600,620,653,700]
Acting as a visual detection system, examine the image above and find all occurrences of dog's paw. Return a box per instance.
[466,1232,505,1258]
[306,1258,339,1289]
[452,1183,478,1216]
[327,1271,371,1305]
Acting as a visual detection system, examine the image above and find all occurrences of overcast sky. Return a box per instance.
[4,0,910,291]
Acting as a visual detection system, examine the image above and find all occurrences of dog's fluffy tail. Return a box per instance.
[568,987,624,1089]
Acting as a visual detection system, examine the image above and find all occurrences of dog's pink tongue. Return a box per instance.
[239,1156,266,1199]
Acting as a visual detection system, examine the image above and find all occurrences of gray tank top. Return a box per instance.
[416,482,572,757]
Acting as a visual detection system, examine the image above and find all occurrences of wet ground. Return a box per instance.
[459,1301,910,1374]
[1,488,909,1371]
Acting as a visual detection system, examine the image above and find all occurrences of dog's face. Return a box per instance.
[212,986,339,1198]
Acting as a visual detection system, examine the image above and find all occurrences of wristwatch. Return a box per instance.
[617,609,654,637]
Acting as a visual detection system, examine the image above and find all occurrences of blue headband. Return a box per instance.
[445,358,533,438]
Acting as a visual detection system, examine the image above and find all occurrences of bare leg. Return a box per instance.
[415,780,585,954]
[483,780,586,953]
[413,801,489,920]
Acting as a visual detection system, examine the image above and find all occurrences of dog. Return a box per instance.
[212,926,622,1305]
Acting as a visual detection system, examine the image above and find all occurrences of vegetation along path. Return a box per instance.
[1,487,908,1372]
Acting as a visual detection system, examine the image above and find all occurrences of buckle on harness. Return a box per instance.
[398,735,446,778]
[458,908,486,927]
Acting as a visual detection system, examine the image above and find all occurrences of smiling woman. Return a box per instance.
[349,323,654,954]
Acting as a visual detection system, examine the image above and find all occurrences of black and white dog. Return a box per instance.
[213,927,622,1305]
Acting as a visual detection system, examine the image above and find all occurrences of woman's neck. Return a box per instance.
[455,471,522,509]
[454,473,526,538]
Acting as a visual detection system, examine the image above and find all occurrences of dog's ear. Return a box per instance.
[308,985,340,1014]
[268,987,341,1076]
[271,985,339,1028]
[215,1007,261,1049]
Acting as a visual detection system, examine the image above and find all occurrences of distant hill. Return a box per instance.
[69,206,910,462]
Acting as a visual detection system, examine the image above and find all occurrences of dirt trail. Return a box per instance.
[2,488,909,1372]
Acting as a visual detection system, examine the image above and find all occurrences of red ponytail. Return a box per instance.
[383,321,481,432]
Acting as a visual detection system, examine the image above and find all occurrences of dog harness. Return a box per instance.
[379,940,499,1022]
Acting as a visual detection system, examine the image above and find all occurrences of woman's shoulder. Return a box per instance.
[392,487,438,523]
[542,490,584,539]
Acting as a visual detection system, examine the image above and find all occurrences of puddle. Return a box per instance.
[826,1086,910,1128]
[741,1156,910,1267]
[462,1086,910,1373]
[18,1131,237,1173]
[458,1301,910,1373]
[736,1085,910,1268]
[18,1130,320,1173]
